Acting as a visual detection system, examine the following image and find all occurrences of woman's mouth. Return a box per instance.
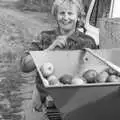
[61,21,72,25]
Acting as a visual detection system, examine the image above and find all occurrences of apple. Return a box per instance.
[72,77,86,85]
[82,69,98,83]
[105,67,117,75]
[107,75,120,82]
[116,72,120,77]
[59,82,64,86]
[96,71,109,83]
[47,75,60,85]
[40,62,54,78]
[59,74,73,84]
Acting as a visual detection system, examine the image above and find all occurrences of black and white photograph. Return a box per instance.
[0,0,120,120]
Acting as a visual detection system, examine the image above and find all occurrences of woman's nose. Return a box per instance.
[63,13,69,20]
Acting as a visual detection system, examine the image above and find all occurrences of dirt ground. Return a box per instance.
[0,1,56,120]
[0,5,56,56]
[0,0,56,72]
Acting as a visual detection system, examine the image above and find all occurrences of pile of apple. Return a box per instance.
[82,68,120,83]
[40,62,120,86]
[40,62,60,86]
[39,62,85,86]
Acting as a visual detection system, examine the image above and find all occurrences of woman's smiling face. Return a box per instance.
[57,2,78,33]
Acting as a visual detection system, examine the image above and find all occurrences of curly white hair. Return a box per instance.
[51,0,85,18]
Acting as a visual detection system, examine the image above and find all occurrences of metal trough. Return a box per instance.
[30,48,120,120]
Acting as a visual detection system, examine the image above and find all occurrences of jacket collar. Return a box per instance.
[54,27,82,41]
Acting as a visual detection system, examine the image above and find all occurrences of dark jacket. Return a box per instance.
[30,29,98,51]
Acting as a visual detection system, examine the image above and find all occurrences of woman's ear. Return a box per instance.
[76,18,86,33]
[76,18,84,28]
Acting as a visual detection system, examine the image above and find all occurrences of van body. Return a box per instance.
[81,0,120,46]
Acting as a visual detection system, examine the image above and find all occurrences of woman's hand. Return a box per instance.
[46,35,67,51]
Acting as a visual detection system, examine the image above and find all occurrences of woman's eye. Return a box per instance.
[68,12,73,15]
[59,12,65,15]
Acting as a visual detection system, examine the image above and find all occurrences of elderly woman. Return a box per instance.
[21,0,98,112]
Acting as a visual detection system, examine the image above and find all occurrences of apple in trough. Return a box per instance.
[59,74,73,84]
[47,75,60,86]
[95,71,109,83]
[82,69,98,83]
[105,67,117,75]
[107,75,120,82]
[40,62,54,78]
[71,77,86,85]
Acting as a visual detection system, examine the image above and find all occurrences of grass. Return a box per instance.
[0,5,56,70]
[0,2,55,120]
[15,0,52,12]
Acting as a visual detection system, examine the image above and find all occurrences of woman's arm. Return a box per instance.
[21,34,42,73]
